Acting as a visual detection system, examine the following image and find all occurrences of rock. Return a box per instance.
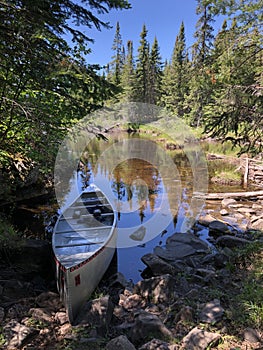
[129,311,172,345]
[220,209,228,216]
[199,299,224,323]
[55,311,68,325]
[251,218,263,230]
[36,291,63,311]
[154,233,210,261]
[215,235,251,248]
[76,295,114,333]
[213,252,229,268]
[141,253,178,276]
[120,293,145,311]
[3,320,38,349]
[182,327,221,350]
[106,335,136,350]
[234,212,245,219]
[133,274,176,304]
[28,308,53,323]
[237,207,256,214]
[174,306,194,323]
[198,214,216,226]
[243,327,262,343]
[209,221,231,236]
[5,304,30,321]
[221,198,237,207]
[139,338,170,350]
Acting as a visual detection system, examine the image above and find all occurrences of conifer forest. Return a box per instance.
[0,0,262,198]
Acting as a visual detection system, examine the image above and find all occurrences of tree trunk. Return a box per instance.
[194,190,263,200]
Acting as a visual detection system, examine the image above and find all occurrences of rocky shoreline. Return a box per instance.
[1,196,263,350]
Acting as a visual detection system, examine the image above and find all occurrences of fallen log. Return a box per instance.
[193,190,263,200]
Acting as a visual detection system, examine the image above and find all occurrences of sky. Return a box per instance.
[81,0,225,67]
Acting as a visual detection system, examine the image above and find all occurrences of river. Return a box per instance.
[13,132,249,283]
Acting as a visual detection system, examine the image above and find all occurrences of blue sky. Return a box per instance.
[82,0,224,67]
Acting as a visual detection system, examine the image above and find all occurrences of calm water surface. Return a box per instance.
[60,132,212,283]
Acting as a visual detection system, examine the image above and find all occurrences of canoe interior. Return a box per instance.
[53,189,115,269]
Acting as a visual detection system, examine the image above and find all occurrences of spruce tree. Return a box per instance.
[134,24,150,102]
[109,21,123,85]
[185,0,215,126]
[120,40,136,102]
[204,17,263,154]
[149,36,163,105]
[161,22,188,116]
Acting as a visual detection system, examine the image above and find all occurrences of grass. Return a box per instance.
[207,159,242,184]
[201,139,241,156]
[227,242,263,330]
[0,328,5,348]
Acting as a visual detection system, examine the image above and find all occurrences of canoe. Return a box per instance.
[52,184,117,324]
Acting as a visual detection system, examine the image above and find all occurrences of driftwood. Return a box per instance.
[194,190,263,200]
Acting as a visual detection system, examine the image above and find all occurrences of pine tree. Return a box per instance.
[134,24,150,102]
[192,0,215,64]
[149,36,163,105]
[185,0,215,126]
[109,21,123,85]
[204,17,263,154]
[161,22,188,116]
[120,40,136,102]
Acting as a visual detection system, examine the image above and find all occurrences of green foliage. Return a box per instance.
[105,0,262,155]
[161,22,189,116]
[134,24,150,103]
[229,242,263,328]
[0,215,21,255]
[0,0,131,200]
[0,328,5,348]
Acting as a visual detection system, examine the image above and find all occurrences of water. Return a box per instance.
[57,132,210,283]
[13,132,249,283]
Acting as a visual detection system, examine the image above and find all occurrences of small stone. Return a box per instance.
[220,209,229,216]
[182,327,221,350]
[55,311,68,325]
[175,306,194,323]
[243,327,261,343]
[237,207,256,214]
[141,253,178,276]
[199,299,224,324]
[221,198,236,207]
[209,221,230,235]
[106,335,136,350]
[28,308,53,323]
[129,311,172,345]
[198,214,216,226]
[3,320,38,349]
[215,235,251,248]
[251,219,263,230]
[134,274,176,304]
[36,291,63,311]
[75,295,114,334]
[139,338,170,350]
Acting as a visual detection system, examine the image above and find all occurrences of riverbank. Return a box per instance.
[1,194,263,350]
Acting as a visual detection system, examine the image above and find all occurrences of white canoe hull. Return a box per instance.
[53,185,117,324]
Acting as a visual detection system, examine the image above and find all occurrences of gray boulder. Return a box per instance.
[106,335,136,350]
[129,311,172,345]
